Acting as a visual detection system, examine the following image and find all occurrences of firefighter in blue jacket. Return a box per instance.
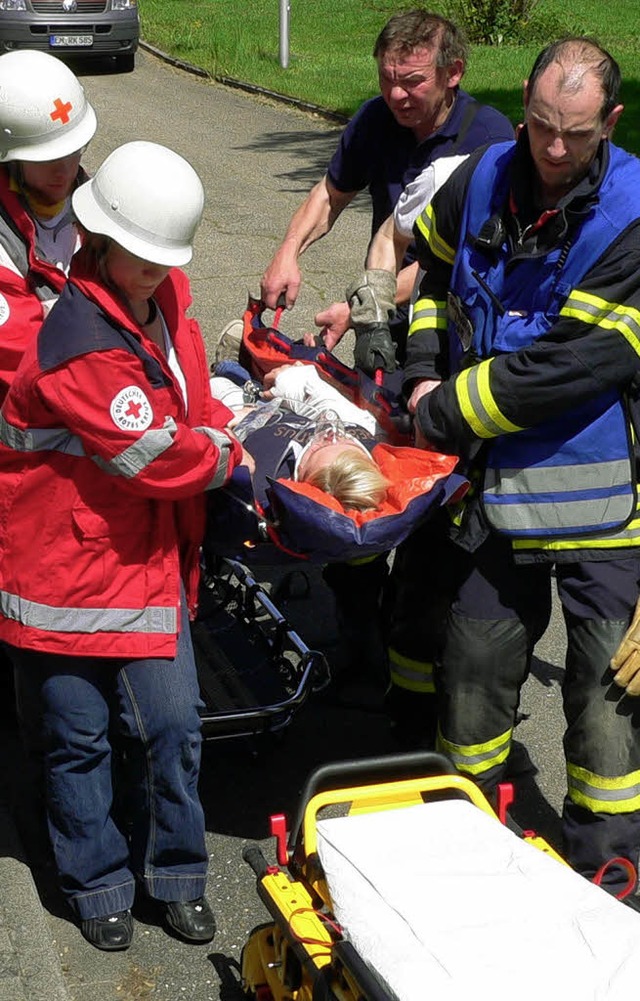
[403,37,640,900]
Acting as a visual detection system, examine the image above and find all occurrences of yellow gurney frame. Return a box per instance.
[240,751,563,1001]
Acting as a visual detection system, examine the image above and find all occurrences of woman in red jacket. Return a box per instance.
[0,141,250,951]
[0,49,97,403]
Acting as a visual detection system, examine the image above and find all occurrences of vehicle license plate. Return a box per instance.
[50,34,93,46]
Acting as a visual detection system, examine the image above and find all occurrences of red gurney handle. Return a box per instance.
[592,856,637,899]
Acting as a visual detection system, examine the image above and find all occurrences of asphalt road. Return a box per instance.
[34,48,569,1001]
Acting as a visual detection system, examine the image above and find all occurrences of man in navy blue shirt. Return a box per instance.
[260,8,513,363]
[261,9,513,724]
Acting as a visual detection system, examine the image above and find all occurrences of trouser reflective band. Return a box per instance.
[388,646,434,693]
[567,762,640,815]
[437,726,512,777]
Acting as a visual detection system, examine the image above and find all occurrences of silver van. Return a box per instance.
[0,0,139,73]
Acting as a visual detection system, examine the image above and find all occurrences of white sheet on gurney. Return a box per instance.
[316,799,640,1001]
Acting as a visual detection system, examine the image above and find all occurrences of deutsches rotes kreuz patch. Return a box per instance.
[110,385,153,432]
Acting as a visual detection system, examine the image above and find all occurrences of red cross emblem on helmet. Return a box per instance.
[50,97,73,125]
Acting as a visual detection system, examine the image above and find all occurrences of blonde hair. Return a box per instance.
[302,447,390,512]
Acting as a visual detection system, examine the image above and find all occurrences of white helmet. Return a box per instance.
[0,51,97,163]
[72,141,205,266]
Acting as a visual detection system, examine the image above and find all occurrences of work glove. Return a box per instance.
[611,597,640,695]
[346,268,397,326]
[346,269,398,376]
[352,322,397,375]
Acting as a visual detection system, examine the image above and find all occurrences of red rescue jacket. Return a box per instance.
[0,255,241,658]
[0,166,81,403]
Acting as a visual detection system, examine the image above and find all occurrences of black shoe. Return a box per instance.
[80,910,133,951]
[164,897,216,943]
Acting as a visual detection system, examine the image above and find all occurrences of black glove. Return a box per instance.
[353,322,397,375]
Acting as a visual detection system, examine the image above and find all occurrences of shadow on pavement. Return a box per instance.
[199,691,395,840]
[506,739,563,853]
[529,653,564,688]
[210,952,247,1001]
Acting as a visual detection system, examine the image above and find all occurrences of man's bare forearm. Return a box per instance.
[366,213,410,276]
[261,176,355,308]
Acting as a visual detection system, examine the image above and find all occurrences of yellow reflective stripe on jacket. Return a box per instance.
[414,203,455,266]
[567,762,640,814]
[408,297,447,339]
[388,647,434,693]
[561,290,640,357]
[455,361,524,438]
[436,726,512,776]
[513,502,640,552]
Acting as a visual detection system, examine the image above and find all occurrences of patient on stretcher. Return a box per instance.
[207,357,465,563]
[211,361,390,512]
[293,428,389,513]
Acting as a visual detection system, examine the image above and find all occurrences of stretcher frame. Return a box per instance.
[239,751,564,1001]
[192,556,329,742]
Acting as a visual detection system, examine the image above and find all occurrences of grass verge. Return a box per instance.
[139,0,640,153]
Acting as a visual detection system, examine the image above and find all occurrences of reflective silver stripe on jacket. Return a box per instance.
[513,502,640,552]
[484,459,633,533]
[194,427,233,489]
[410,298,447,331]
[561,290,640,358]
[99,417,179,478]
[0,413,178,478]
[0,410,232,486]
[0,589,177,634]
[458,364,522,438]
[0,411,86,456]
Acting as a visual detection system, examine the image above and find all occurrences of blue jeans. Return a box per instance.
[9,613,207,920]
[213,359,254,385]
